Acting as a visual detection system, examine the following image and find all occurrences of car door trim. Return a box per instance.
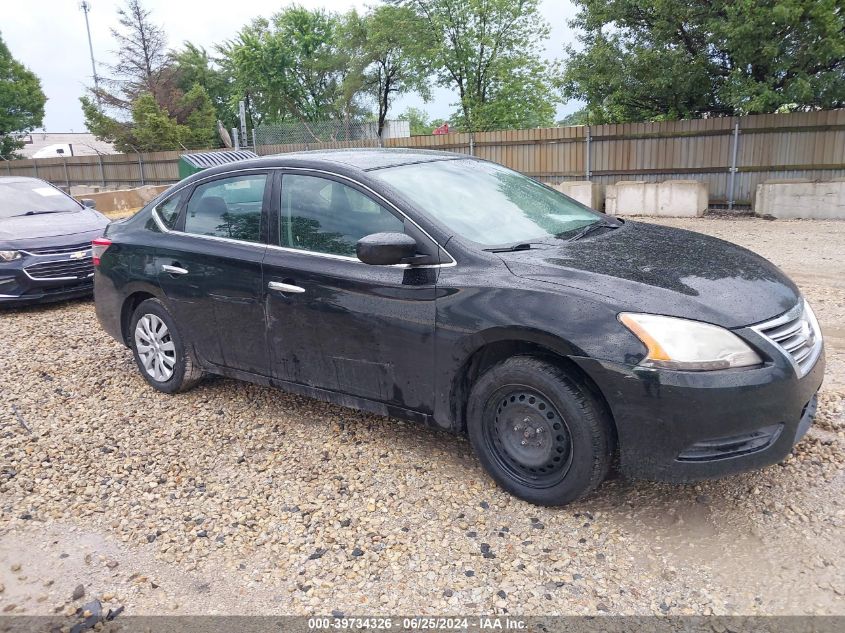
[150,166,456,269]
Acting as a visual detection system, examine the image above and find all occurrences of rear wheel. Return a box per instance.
[129,298,203,393]
[467,356,612,506]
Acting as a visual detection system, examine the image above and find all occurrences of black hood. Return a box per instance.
[0,208,109,249]
[501,221,800,329]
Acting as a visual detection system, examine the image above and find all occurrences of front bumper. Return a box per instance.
[574,346,825,482]
[0,246,95,307]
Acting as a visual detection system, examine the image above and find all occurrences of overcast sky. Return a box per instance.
[2,0,580,132]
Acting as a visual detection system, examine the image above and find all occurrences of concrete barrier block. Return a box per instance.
[548,181,604,211]
[70,185,104,196]
[605,180,707,217]
[75,185,168,213]
[754,179,845,219]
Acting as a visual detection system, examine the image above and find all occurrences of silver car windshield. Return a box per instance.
[372,159,600,246]
[0,180,80,219]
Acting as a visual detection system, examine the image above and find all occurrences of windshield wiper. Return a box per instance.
[483,242,534,253]
[564,221,619,242]
[11,210,69,217]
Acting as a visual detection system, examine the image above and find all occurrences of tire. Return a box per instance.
[466,356,613,506]
[129,298,204,394]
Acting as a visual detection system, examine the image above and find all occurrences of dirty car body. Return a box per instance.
[0,176,108,305]
[92,150,824,504]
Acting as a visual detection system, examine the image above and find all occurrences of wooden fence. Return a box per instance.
[4,109,844,207]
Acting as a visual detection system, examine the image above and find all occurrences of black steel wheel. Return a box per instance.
[486,387,573,488]
[467,356,613,506]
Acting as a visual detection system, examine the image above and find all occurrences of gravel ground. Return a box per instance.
[0,216,843,617]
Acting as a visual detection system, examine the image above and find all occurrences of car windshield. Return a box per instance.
[0,180,80,219]
[371,159,600,246]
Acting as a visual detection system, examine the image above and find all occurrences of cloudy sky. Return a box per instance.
[2,0,580,132]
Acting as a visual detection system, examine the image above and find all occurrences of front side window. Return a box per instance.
[371,159,600,246]
[184,173,267,242]
[280,174,404,257]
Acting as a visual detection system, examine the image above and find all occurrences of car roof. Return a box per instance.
[257,148,466,171]
[0,176,49,185]
[189,148,469,182]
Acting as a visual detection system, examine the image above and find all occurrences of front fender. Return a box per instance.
[432,272,645,429]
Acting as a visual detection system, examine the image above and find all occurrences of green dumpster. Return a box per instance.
[177,150,258,180]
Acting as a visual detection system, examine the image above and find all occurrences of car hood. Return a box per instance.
[0,208,109,248]
[501,221,800,329]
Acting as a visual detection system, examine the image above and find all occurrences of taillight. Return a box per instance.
[92,237,112,266]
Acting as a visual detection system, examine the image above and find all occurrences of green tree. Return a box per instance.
[82,0,218,150]
[398,107,433,135]
[220,7,364,126]
[0,33,46,159]
[355,5,433,137]
[394,0,558,131]
[563,0,845,123]
[556,108,591,126]
[81,88,217,152]
[95,0,168,112]
[170,43,235,129]
[177,84,218,148]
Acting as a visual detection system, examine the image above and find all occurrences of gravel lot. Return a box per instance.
[1,216,843,617]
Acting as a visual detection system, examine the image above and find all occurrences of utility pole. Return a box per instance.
[80,1,101,107]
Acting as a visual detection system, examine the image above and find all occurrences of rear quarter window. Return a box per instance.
[154,192,184,230]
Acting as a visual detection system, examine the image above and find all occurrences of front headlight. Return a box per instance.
[619,313,763,371]
[0,251,22,262]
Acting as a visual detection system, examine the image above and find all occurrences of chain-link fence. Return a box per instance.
[254,120,381,147]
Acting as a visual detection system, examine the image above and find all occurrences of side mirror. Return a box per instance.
[81,198,97,209]
[356,232,418,266]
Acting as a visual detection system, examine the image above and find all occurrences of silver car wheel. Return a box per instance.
[134,313,176,382]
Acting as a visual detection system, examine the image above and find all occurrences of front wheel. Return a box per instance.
[467,356,613,506]
[129,298,204,393]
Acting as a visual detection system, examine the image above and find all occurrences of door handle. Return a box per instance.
[161,264,189,275]
[268,281,305,294]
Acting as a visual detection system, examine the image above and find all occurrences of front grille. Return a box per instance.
[754,301,822,377]
[24,258,94,280]
[24,242,91,255]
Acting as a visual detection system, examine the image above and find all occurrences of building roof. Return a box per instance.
[18,132,116,159]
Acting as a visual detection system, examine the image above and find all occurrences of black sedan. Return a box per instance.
[0,176,108,305]
[93,150,824,506]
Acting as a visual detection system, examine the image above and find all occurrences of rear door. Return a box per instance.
[155,170,271,374]
[262,170,439,413]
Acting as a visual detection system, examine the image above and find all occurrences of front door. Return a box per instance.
[262,171,438,413]
[156,171,270,374]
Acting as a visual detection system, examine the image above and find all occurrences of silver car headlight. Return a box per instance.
[0,250,22,262]
[619,313,763,371]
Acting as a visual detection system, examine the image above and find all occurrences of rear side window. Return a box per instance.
[154,192,184,230]
[279,174,404,257]
[184,173,267,242]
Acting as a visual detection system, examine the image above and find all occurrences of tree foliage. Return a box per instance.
[96,0,168,112]
[170,43,235,129]
[0,33,46,159]
[563,0,845,123]
[355,5,433,136]
[393,0,558,131]
[398,107,433,135]
[219,7,365,125]
[82,0,218,151]
[81,87,216,152]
